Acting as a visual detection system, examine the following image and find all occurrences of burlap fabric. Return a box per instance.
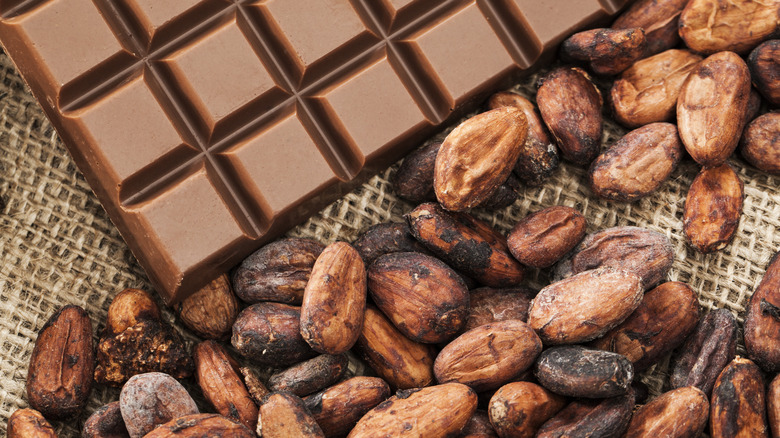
[0,42,775,435]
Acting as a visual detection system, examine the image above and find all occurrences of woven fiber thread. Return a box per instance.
[0,44,776,436]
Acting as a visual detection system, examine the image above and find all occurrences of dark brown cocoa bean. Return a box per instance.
[710,357,769,438]
[507,206,586,268]
[679,0,780,55]
[434,320,542,392]
[143,414,253,438]
[746,250,780,372]
[26,305,94,419]
[534,346,634,398]
[352,222,431,264]
[407,203,524,288]
[119,372,199,438]
[356,305,435,389]
[612,0,689,56]
[632,381,650,404]
[741,113,780,174]
[528,268,643,345]
[562,28,647,75]
[304,376,391,437]
[8,409,57,438]
[83,402,130,438]
[487,91,559,187]
[536,391,635,438]
[368,252,469,343]
[479,173,520,210]
[268,354,348,397]
[487,382,566,438]
[588,123,683,202]
[683,163,744,254]
[232,238,324,304]
[537,67,603,166]
[669,308,737,396]
[624,387,709,437]
[231,302,315,367]
[749,40,780,106]
[565,226,674,289]
[463,287,534,332]
[459,410,497,437]
[767,374,780,437]
[392,141,440,203]
[259,392,324,437]
[589,281,700,371]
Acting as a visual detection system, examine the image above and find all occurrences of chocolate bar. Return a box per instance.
[0,0,627,303]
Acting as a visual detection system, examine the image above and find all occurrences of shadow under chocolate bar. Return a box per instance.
[0,0,628,304]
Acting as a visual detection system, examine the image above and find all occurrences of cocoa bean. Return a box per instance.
[304,376,391,437]
[741,113,780,174]
[710,357,769,438]
[749,40,780,107]
[352,222,431,264]
[26,305,94,419]
[534,346,634,398]
[746,88,763,126]
[463,287,535,332]
[677,51,751,167]
[746,250,780,372]
[368,252,469,343]
[679,0,780,55]
[348,383,477,438]
[268,354,348,397]
[623,387,709,437]
[259,392,324,437]
[459,410,497,437]
[240,367,269,406]
[478,173,520,210]
[8,409,57,438]
[231,302,315,367]
[528,268,643,345]
[767,374,780,438]
[612,0,689,56]
[119,372,199,438]
[104,289,160,337]
[392,141,440,203]
[669,308,738,396]
[176,273,238,340]
[232,238,324,304]
[683,163,744,254]
[83,402,129,438]
[589,281,700,371]
[536,391,636,438]
[143,414,253,438]
[507,206,586,268]
[487,382,566,438]
[562,28,647,75]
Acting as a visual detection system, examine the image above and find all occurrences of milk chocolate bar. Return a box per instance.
[0,0,627,303]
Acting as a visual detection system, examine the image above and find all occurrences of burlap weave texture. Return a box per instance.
[0,46,776,436]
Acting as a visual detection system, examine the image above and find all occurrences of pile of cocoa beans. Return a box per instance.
[10,0,780,436]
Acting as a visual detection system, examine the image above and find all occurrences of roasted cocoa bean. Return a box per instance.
[434,320,542,392]
[741,113,780,174]
[83,402,130,438]
[407,203,524,288]
[534,346,634,398]
[434,107,528,211]
[563,226,674,289]
[767,374,780,437]
[612,0,689,56]
[710,357,769,438]
[479,173,520,210]
[368,252,469,343]
[26,305,94,419]
[268,354,348,397]
[259,392,324,437]
[589,281,700,371]
[677,51,752,167]
[746,250,780,372]
[749,40,780,106]
[304,376,391,437]
[232,238,324,304]
[562,28,647,75]
[487,382,566,438]
[623,387,709,437]
[348,383,477,438]
[610,49,702,128]
[487,91,559,187]
[588,123,683,202]
[176,273,238,340]
[537,67,603,165]
[352,222,431,264]
[8,409,57,438]
[746,88,763,125]
[683,163,744,254]
[536,391,635,438]
[463,287,534,332]
[669,308,737,395]
[143,414,253,438]
[301,242,366,354]
[194,341,258,430]
[355,305,435,389]
[232,302,315,367]
[528,268,643,345]
[507,206,586,268]
[679,0,780,55]
[119,372,199,438]
[392,141,441,203]
[105,289,160,337]
[460,410,497,438]
[240,367,270,406]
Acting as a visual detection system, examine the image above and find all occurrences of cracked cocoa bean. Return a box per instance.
[488,382,566,438]
[562,28,647,75]
[304,376,391,437]
[507,206,586,268]
[679,0,780,55]
[710,357,769,438]
[746,250,780,372]
[232,302,315,367]
[683,163,743,254]
[534,346,634,398]
[268,354,348,397]
[537,391,635,438]
[624,387,709,437]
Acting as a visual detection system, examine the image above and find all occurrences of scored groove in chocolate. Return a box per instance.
[0,0,626,303]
